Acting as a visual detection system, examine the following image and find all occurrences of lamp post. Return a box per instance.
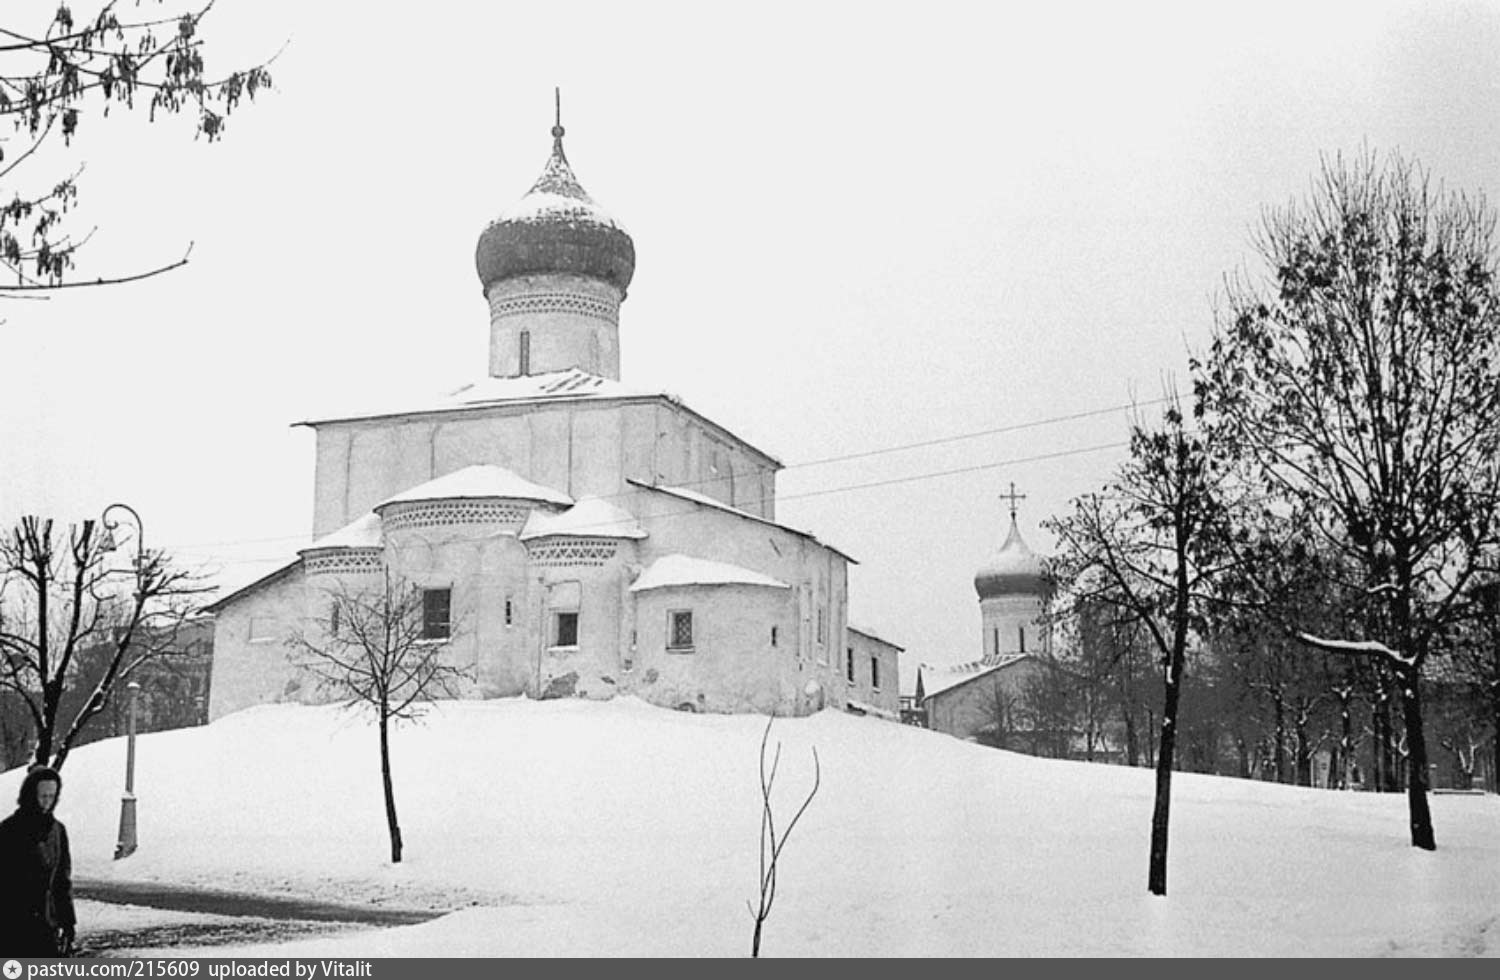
[101,503,145,862]
[114,680,140,859]
[100,502,144,576]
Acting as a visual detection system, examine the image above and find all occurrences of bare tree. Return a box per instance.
[1,1,275,293]
[1046,396,1233,896]
[286,572,468,864]
[748,715,820,958]
[971,677,1018,751]
[0,511,202,769]
[1196,150,1500,848]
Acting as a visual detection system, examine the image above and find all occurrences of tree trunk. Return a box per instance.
[1398,669,1435,850]
[379,711,403,863]
[1148,659,1182,896]
[1123,704,1139,767]
[1272,695,1287,784]
[1294,715,1312,787]
[1492,680,1500,794]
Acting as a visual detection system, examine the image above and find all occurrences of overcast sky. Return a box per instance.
[4,0,1500,688]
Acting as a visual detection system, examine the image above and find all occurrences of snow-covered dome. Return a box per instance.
[474,122,636,295]
[974,519,1046,599]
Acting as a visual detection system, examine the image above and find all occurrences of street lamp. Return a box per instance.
[99,502,144,575]
[114,680,141,859]
[101,503,146,862]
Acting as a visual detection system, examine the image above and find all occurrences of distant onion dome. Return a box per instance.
[974,518,1046,599]
[474,121,636,296]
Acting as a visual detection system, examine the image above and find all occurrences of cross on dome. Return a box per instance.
[999,481,1027,523]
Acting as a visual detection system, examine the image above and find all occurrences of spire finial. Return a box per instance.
[1000,482,1028,523]
[551,87,564,140]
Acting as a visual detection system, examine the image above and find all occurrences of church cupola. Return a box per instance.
[974,483,1047,661]
[475,92,636,380]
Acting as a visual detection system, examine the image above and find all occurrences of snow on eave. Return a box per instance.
[628,479,857,565]
[519,497,647,541]
[298,512,383,554]
[203,559,303,614]
[377,464,573,509]
[628,554,791,593]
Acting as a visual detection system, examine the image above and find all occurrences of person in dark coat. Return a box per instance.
[0,766,76,957]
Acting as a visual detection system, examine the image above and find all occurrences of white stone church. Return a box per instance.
[206,113,902,721]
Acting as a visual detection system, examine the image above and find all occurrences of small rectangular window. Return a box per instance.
[871,656,881,690]
[816,607,827,645]
[668,610,694,650]
[846,648,855,683]
[554,611,579,647]
[1019,625,1026,653]
[504,597,513,627]
[771,625,778,647]
[519,330,531,375]
[422,589,452,640]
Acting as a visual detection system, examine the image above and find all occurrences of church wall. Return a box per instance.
[626,490,850,714]
[627,584,797,714]
[527,541,641,702]
[311,398,781,537]
[926,660,1047,743]
[207,567,309,721]
[313,429,353,540]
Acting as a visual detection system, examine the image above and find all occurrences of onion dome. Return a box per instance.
[475,119,636,295]
[974,518,1046,599]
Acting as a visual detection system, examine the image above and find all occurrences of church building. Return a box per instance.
[207,107,900,722]
[918,487,1053,742]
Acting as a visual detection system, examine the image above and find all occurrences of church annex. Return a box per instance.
[206,108,900,722]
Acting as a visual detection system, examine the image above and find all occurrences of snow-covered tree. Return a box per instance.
[1196,150,1500,848]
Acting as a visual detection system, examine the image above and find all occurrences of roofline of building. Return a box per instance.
[203,559,302,614]
[626,479,859,566]
[292,390,784,471]
[918,654,1041,704]
[847,624,905,651]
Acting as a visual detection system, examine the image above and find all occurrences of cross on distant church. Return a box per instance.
[999,482,1027,522]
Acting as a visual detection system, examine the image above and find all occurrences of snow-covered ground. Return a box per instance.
[6,698,1497,956]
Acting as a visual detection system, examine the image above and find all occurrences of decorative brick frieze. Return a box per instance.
[382,500,529,531]
[303,549,383,576]
[489,291,619,326]
[525,537,619,567]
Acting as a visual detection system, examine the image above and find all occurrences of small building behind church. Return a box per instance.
[206,110,900,722]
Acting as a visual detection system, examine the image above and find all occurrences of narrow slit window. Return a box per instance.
[421,588,452,640]
[519,330,531,375]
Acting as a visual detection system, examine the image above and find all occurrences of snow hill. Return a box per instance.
[4,698,1497,957]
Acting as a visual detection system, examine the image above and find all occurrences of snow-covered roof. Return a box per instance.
[377,464,573,509]
[520,497,647,540]
[628,554,790,593]
[629,480,857,565]
[919,655,1030,700]
[300,512,383,553]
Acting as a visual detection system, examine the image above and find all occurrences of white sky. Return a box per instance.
[4,0,1500,683]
